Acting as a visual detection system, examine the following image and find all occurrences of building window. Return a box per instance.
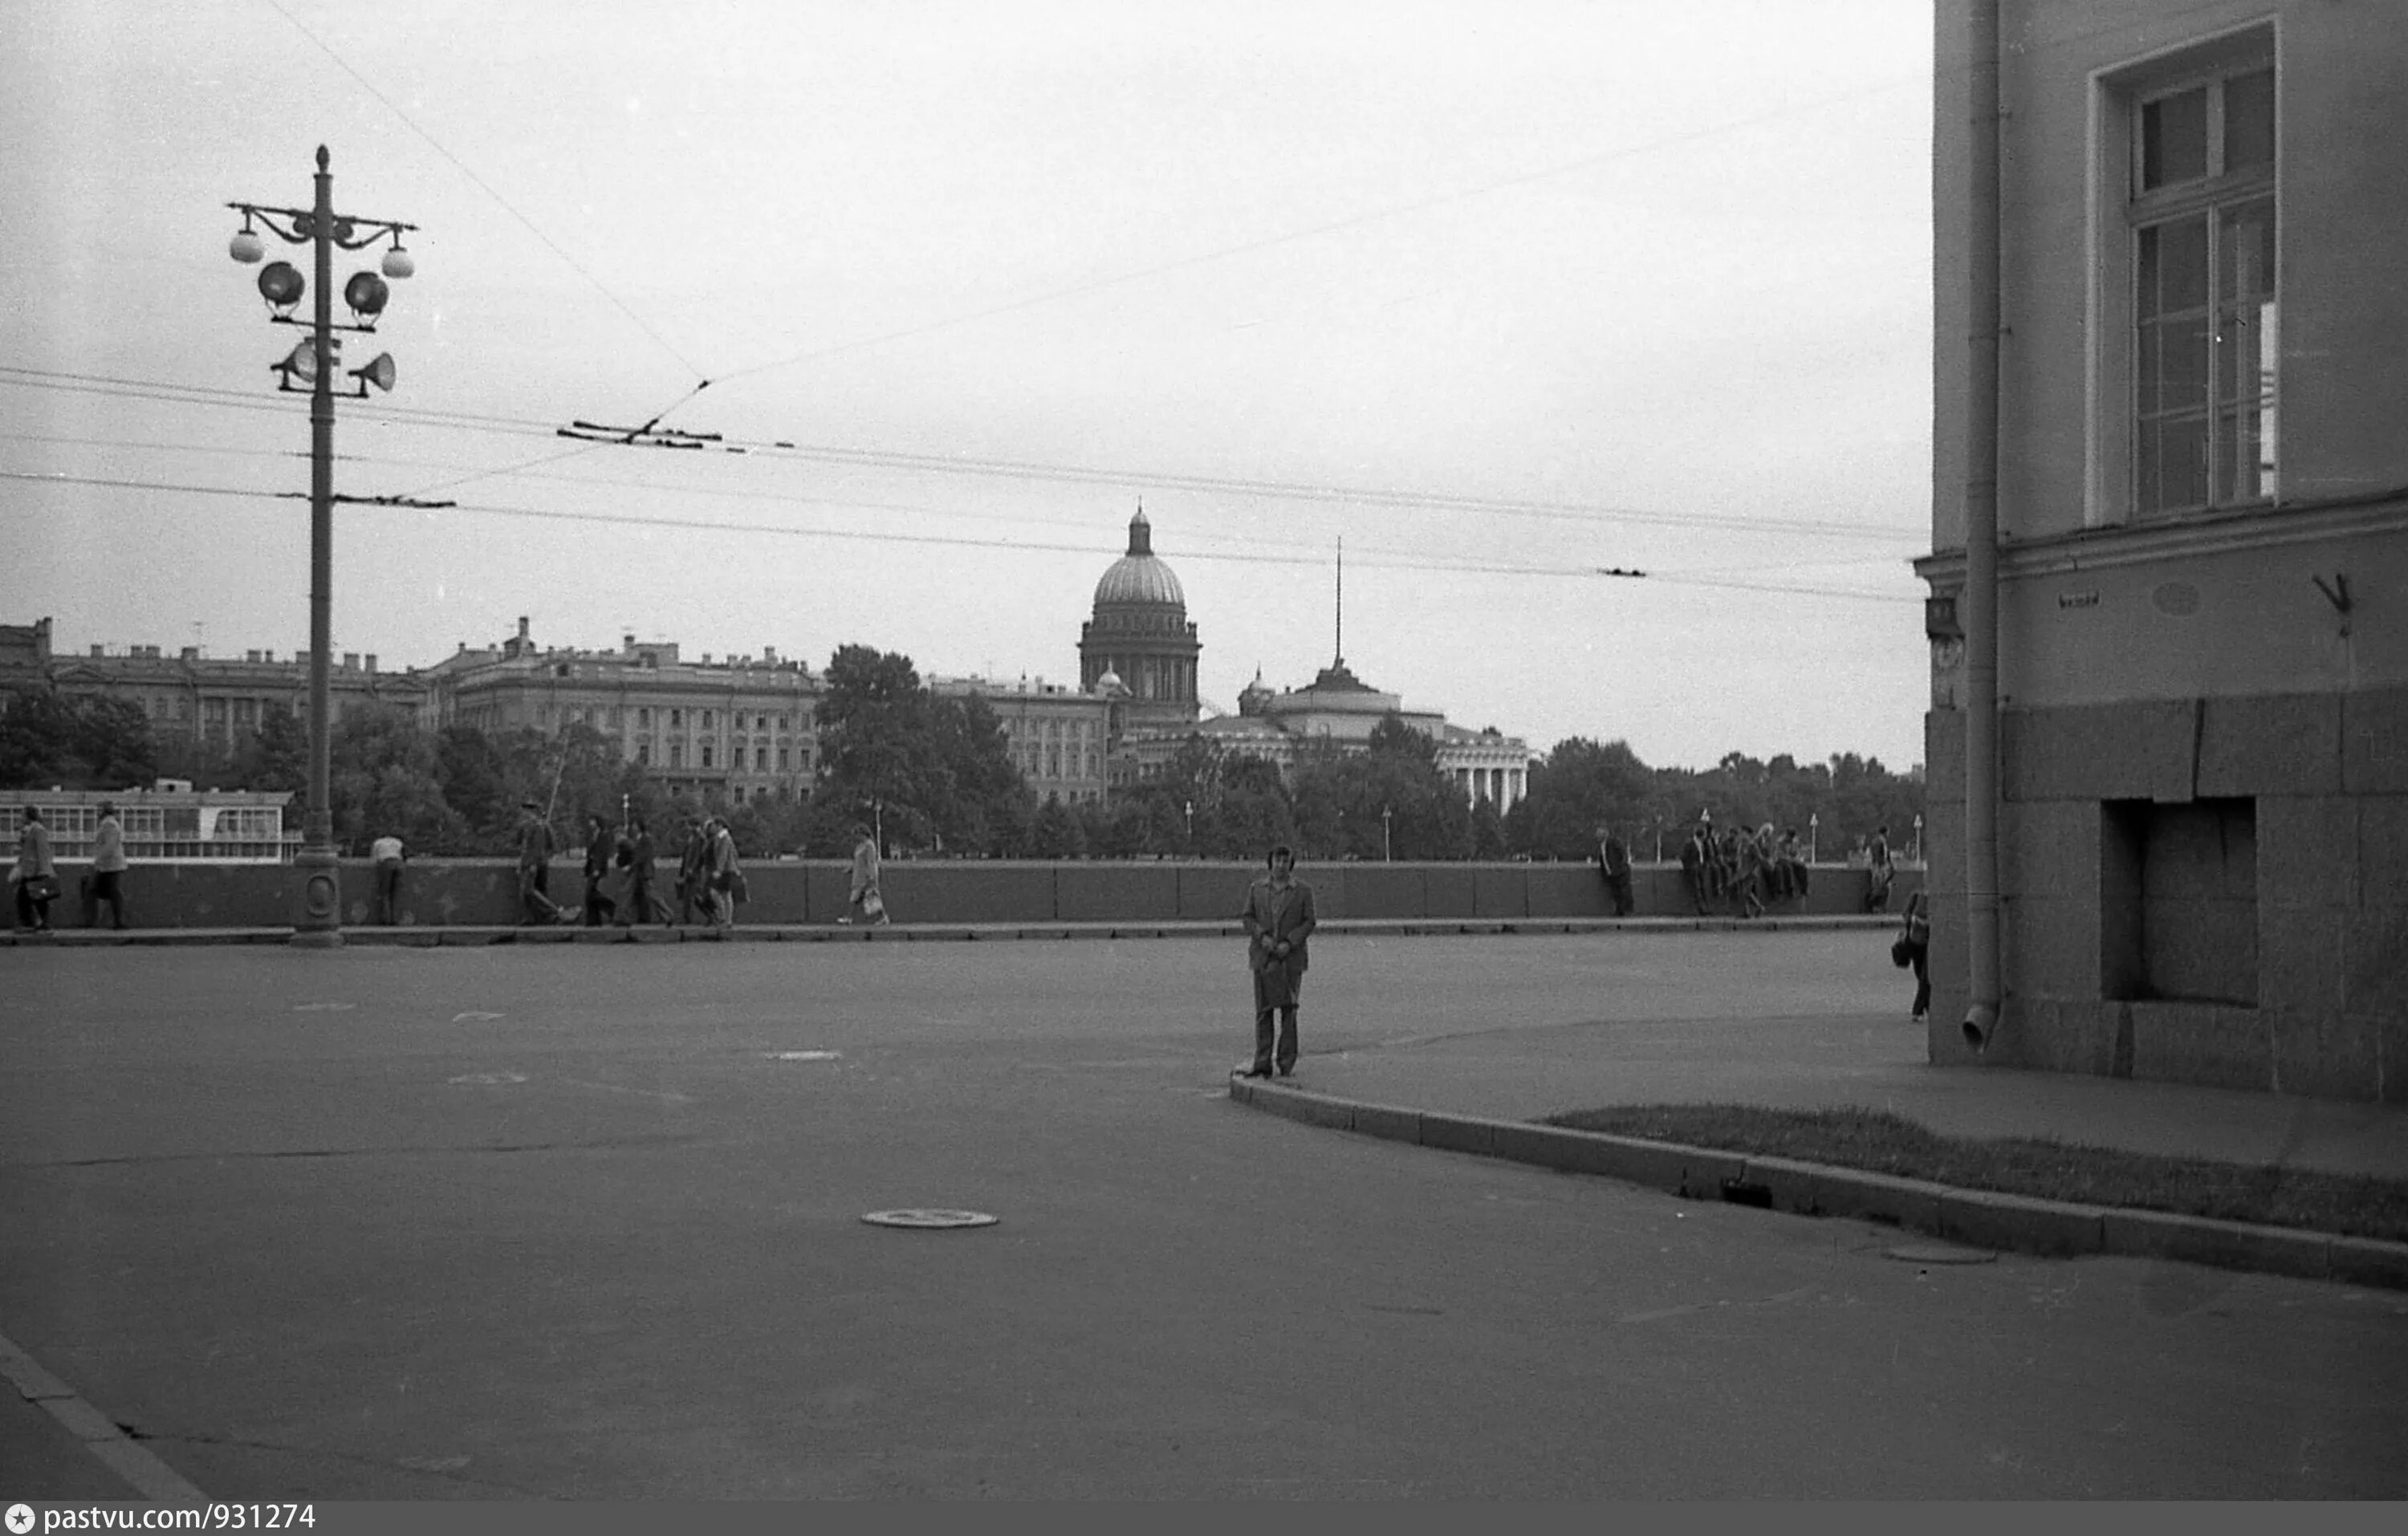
[701,742,714,769]
[671,709,682,729]
[776,714,787,731]
[755,746,767,770]
[703,710,714,730]
[755,715,767,730]
[639,742,652,766]
[670,742,683,768]
[640,707,652,729]
[2103,33,2275,519]
[777,747,790,770]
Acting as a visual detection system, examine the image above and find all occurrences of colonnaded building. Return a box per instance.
[1922,0,2406,1102]
[4,506,1533,815]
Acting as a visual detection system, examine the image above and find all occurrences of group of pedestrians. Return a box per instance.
[357,811,884,929]
[11,803,129,933]
[532,804,744,929]
[1675,815,1813,919]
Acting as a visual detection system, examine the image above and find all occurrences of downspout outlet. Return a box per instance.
[1963,1005,1998,1053]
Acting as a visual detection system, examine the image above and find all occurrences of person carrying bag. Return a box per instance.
[12,806,59,933]
[1896,888,1931,1022]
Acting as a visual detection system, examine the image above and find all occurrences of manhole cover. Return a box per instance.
[448,1071,527,1086]
[1885,1243,1995,1266]
[767,1050,841,1062]
[861,1209,998,1229]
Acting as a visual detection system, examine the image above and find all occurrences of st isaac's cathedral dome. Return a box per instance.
[1079,505,1200,731]
[1092,507,1186,608]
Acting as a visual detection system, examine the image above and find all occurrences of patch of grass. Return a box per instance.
[1542,1103,2408,1245]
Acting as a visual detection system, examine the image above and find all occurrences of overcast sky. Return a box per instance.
[1,0,1935,771]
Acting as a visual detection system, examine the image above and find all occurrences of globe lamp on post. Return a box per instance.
[226,147,418,946]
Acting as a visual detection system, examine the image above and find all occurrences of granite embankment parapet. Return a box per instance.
[1,912,1906,947]
[4,857,1921,932]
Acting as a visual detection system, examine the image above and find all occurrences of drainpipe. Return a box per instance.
[1962,0,2003,1052]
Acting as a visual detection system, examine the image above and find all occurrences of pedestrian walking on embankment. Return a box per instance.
[1239,844,1316,1080]
[842,823,889,925]
[371,831,405,924]
[705,816,744,930]
[1598,823,1633,917]
[12,806,57,933]
[676,815,712,924]
[619,814,669,926]
[88,800,129,929]
[516,800,562,924]
[1898,888,1932,1023]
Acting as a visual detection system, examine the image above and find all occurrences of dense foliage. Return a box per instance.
[2,652,1923,861]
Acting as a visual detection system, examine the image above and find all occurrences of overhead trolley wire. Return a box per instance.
[0,365,1922,547]
[1,468,1918,606]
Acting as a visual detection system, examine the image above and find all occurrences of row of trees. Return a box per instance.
[2,644,1923,861]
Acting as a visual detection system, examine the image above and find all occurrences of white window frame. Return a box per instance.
[2087,21,2278,526]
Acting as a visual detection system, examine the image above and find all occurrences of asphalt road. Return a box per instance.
[4,933,2405,1498]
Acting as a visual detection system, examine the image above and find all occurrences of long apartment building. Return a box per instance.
[0,616,427,758]
[419,619,820,806]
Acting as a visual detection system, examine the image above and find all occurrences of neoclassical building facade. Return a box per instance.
[419,619,820,806]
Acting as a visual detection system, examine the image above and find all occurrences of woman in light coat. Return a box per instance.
[843,823,889,925]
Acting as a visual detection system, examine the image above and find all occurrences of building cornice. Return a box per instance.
[1914,486,2408,587]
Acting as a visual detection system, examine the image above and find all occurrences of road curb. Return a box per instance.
[1226,1075,2408,1293]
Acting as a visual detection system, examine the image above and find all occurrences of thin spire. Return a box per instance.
[1334,534,1344,667]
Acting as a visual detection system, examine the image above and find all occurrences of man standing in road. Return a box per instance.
[371,830,405,924]
[1239,844,1316,1080]
[88,799,129,929]
[1599,823,1633,918]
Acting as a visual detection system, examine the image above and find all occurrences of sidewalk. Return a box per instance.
[1230,1007,2408,1290]
[0,912,1899,946]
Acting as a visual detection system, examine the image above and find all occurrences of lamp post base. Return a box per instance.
[291,847,344,948]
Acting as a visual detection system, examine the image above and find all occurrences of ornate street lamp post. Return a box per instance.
[1808,811,1820,864]
[1913,813,1924,865]
[227,147,417,945]
[1381,803,1393,862]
